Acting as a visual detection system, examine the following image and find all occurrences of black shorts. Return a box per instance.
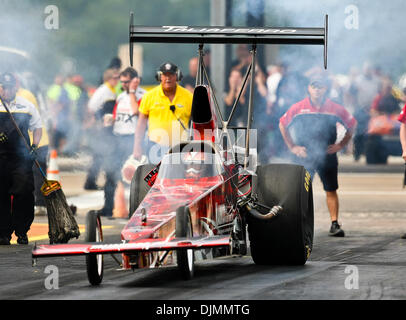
[298,154,339,192]
[310,164,338,192]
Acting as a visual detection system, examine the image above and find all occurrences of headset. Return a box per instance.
[155,63,183,82]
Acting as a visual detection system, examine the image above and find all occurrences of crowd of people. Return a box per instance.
[43,50,406,169]
[2,46,406,244]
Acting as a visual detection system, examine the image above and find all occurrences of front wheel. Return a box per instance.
[176,206,194,280]
[85,210,104,285]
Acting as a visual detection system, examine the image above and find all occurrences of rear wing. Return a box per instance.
[129,13,328,68]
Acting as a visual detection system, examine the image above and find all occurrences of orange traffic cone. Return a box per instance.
[113,181,128,218]
[47,149,60,181]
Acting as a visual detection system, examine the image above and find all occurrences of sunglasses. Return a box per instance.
[310,82,327,89]
[121,77,140,84]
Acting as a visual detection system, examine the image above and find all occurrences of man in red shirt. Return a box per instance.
[279,74,357,237]
[398,104,406,239]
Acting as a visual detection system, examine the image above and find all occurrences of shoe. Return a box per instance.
[0,237,10,245]
[329,221,345,237]
[16,234,29,245]
[84,182,101,190]
[401,233,406,239]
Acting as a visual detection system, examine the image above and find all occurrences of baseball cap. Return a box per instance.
[309,73,330,88]
[159,62,179,74]
[0,72,17,88]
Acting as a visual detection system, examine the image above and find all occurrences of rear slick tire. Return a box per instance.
[248,163,314,265]
[176,206,195,280]
[85,210,104,285]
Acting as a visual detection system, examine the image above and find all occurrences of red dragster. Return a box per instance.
[32,19,326,285]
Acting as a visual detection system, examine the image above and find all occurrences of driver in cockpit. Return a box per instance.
[183,152,208,179]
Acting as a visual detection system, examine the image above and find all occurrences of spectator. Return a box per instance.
[275,63,308,117]
[370,77,400,116]
[351,61,381,160]
[342,66,360,115]
[253,65,269,163]
[46,74,71,153]
[92,67,145,218]
[329,75,345,105]
[99,57,122,86]
[224,66,267,123]
[279,74,357,237]
[266,64,282,115]
[83,68,120,190]
[0,72,43,245]
[254,64,268,103]
[62,74,87,155]
[181,57,198,93]
[133,62,193,164]
[72,75,89,126]
[270,63,307,158]
[224,68,247,127]
[230,44,251,76]
[223,66,268,162]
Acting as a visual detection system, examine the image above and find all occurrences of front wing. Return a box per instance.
[32,235,230,258]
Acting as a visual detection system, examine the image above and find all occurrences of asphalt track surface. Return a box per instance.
[0,156,405,301]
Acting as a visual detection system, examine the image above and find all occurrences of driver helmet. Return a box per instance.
[183,152,206,179]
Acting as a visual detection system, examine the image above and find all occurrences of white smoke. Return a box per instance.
[230,0,406,78]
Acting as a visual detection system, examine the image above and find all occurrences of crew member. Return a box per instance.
[181,57,198,93]
[224,68,247,127]
[0,73,42,245]
[17,84,50,216]
[94,67,145,218]
[279,74,357,237]
[46,74,70,152]
[133,62,193,163]
[83,68,120,190]
[397,103,406,239]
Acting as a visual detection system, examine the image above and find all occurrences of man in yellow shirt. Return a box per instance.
[133,62,193,163]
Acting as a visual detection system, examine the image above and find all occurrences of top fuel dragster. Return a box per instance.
[32,13,328,285]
